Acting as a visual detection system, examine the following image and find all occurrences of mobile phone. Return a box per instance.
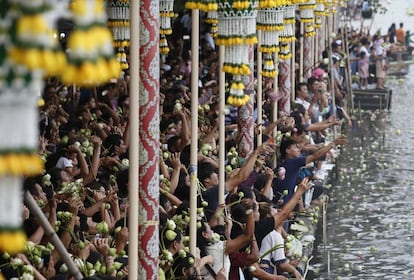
[42,251,51,267]
[183,35,190,40]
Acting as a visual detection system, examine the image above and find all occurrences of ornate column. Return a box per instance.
[138,0,159,278]
[300,1,316,79]
[238,45,255,158]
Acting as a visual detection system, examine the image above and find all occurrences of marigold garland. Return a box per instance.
[0,230,27,255]
[64,0,121,86]
[9,2,67,77]
[0,154,44,177]
[261,55,278,78]
[107,0,130,69]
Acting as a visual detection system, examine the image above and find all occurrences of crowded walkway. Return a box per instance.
[0,1,391,280]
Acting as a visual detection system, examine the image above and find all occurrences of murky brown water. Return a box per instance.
[310,66,414,279]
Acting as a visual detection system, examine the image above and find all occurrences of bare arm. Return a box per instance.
[175,110,191,152]
[226,143,276,193]
[305,135,347,165]
[224,199,255,255]
[274,178,313,229]
[168,152,182,195]
[83,136,102,186]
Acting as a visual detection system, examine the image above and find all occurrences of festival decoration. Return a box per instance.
[257,2,285,78]
[107,0,130,70]
[63,0,121,86]
[8,0,68,77]
[279,5,296,60]
[299,0,316,37]
[299,0,316,24]
[0,0,46,257]
[160,0,175,56]
[216,0,259,107]
[314,0,326,29]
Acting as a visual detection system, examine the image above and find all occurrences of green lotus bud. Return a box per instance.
[165,229,177,241]
[113,261,123,270]
[108,248,117,257]
[179,249,186,258]
[106,265,116,274]
[114,226,122,234]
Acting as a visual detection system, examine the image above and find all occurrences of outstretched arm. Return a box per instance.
[226,142,276,193]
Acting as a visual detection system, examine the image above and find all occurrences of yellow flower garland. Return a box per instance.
[227,94,250,107]
[223,63,251,76]
[259,46,280,53]
[0,231,27,255]
[0,154,44,177]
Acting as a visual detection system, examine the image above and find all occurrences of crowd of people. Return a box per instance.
[347,20,412,90]
[0,9,360,280]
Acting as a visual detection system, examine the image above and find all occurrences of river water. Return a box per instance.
[310,3,414,277]
[311,70,414,279]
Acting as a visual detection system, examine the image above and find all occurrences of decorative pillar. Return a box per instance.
[138,0,159,278]
[314,1,325,64]
[238,45,255,158]
[278,5,295,114]
[299,0,316,79]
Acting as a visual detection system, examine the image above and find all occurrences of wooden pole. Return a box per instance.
[218,45,225,206]
[291,39,296,104]
[24,192,83,280]
[273,52,279,168]
[129,0,139,278]
[257,31,263,146]
[299,22,304,82]
[189,8,200,256]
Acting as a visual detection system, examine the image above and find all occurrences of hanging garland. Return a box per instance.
[63,0,121,86]
[107,0,130,70]
[299,1,316,23]
[304,22,316,37]
[217,0,258,107]
[278,4,295,60]
[314,1,325,28]
[159,0,175,57]
[0,0,53,257]
[257,1,285,78]
[8,0,67,77]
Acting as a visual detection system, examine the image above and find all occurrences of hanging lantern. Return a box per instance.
[217,0,258,107]
[63,0,121,86]
[257,2,285,78]
[0,0,48,256]
[107,0,130,70]
[8,1,67,77]
[279,5,296,60]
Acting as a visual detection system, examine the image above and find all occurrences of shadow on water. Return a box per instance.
[309,68,414,279]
